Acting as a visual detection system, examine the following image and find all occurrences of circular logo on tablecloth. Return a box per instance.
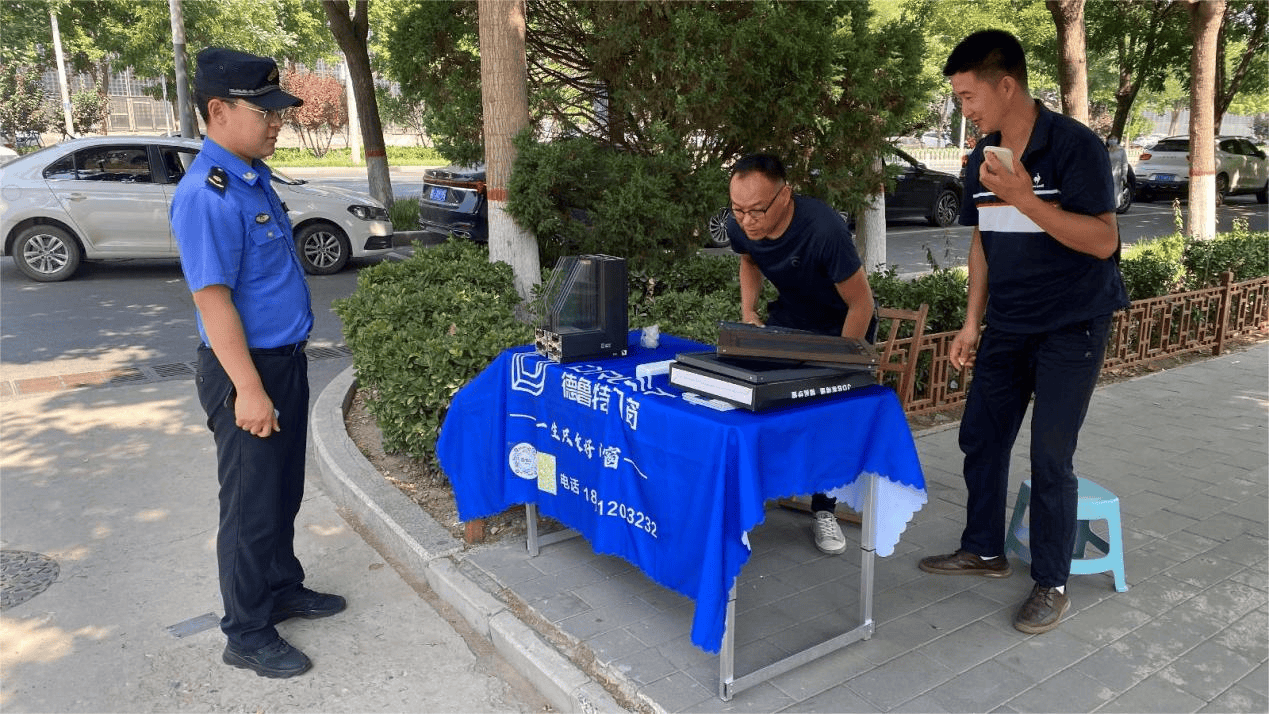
[509,442,537,480]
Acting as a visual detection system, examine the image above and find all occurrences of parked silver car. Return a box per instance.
[1134,135,1269,204]
[1,136,395,281]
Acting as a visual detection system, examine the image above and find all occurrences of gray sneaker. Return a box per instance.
[813,511,847,554]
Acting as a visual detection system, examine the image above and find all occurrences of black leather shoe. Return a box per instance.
[222,637,311,678]
[270,586,347,625]
[919,550,1012,578]
[1014,584,1070,634]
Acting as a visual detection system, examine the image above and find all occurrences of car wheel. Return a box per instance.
[1256,181,1267,204]
[929,189,960,227]
[705,207,730,248]
[1115,175,1133,214]
[295,222,350,275]
[13,224,82,282]
[1215,173,1229,206]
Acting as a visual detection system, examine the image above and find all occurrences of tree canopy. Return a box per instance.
[380,0,933,215]
[0,0,339,104]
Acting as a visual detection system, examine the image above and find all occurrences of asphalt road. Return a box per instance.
[0,251,403,381]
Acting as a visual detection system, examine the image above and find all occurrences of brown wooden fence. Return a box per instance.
[887,272,1269,415]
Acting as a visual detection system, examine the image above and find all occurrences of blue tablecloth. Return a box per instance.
[437,331,926,653]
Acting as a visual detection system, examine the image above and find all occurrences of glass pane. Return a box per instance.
[75,146,152,183]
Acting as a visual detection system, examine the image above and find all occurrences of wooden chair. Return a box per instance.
[875,304,929,410]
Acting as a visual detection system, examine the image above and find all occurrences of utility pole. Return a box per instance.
[168,0,197,138]
[49,10,74,138]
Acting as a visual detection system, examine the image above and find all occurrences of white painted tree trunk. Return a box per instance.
[855,157,887,273]
[1186,0,1225,241]
[478,0,540,300]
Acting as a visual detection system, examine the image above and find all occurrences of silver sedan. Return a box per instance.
[0,135,395,281]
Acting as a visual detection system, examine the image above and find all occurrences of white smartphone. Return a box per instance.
[983,146,1015,174]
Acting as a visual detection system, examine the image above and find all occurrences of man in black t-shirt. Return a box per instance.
[726,153,877,555]
[917,30,1129,636]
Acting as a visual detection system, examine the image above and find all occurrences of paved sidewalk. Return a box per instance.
[3,343,1264,713]
[316,343,1268,713]
[0,360,551,713]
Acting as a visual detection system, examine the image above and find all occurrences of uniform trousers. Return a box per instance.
[957,315,1111,587]
[196,344,309,650]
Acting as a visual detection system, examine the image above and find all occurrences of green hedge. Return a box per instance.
[271,145,445,167]
[333,238,533,461]
[389,197,419,230]
[1120,225,1268,300]
[339,227,1267,462]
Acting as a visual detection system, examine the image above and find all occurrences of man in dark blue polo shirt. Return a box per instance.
[917,31,1128,634]
[171,48,345,678]
[726,154,878,556]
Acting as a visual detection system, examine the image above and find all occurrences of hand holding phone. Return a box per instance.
[983,146,1015,174]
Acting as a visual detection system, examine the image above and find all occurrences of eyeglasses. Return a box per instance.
[229,101,292,124]
[730,183,786,221]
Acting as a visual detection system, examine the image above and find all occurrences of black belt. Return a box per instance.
[248,341,307,356]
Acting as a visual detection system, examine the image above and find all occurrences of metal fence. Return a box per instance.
[890,272,1269,415]
[107,96,175,133]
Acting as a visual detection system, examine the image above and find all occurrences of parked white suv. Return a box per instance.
[1134,135,1268,204]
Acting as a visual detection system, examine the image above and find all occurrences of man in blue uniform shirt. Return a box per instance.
[726,153,878,556]
[918,30,1129,634]
[170,47,345,678]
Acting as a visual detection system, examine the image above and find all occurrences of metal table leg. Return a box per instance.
[720,473,879,701]
[524,503,580,557]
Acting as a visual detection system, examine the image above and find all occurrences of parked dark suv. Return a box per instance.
[418,165,487,243]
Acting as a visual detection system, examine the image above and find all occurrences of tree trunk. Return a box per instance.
[478,0,540,301]
[1047,0,1089,126]
[322,0,393,209]
[96,59,112,135]
[1187,0,1226,241]
[856,156,886,274]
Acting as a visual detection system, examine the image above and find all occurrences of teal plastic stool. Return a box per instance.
[1004,477,1128,592]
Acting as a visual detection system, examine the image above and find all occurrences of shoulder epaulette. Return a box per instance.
[206,166,228,194]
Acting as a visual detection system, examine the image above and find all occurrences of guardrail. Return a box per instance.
[890,272,1268,415]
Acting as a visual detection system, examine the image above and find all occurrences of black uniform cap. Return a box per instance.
[195,47,303,110]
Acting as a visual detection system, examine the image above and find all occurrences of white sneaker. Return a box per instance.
[813,510,847,554]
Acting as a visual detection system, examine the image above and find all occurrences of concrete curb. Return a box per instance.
[311,365,625,714]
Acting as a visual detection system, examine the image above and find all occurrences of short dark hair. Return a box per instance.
[942,29,1028,91]
[195,91,215,122]
[730,153,787,183]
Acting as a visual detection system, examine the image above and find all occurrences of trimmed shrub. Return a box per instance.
[869,266,968,335]
[333,238,533,461]
[389,197,419,231]
[1121,229,1269,299]
[1182,222,1269,289]
[1120,233,1187,300]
